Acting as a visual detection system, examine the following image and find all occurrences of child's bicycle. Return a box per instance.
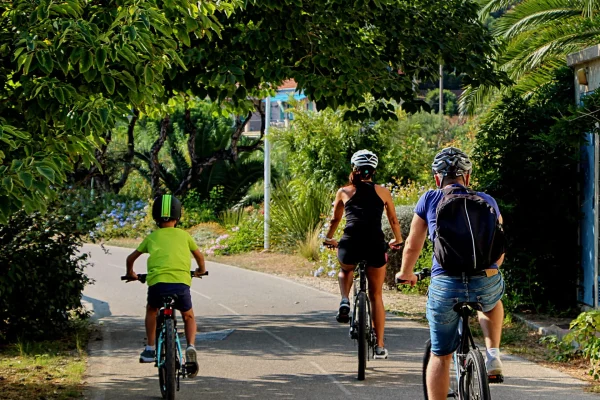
[397,269,499,400]
[121,271,208,400]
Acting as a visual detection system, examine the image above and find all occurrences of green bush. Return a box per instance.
[382,205,432,292]
[0,207,91,340]
[206,208,264,255]
[270,181,332,249]
[543,310,600,380]
[474,67,584,309]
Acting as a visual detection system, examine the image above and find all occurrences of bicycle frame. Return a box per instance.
[350,261,375,351]
[156,299,186,383]
[452,305,479,398]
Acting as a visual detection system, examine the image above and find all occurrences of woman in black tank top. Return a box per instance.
[323,150,404,359]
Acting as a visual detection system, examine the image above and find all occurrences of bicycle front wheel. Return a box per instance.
[163,319,177,400]
[357,291,367,381]
[463,349,491,400]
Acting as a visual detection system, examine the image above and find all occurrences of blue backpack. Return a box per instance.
[434,186,505,272]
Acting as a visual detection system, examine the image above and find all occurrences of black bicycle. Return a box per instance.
[349,258,375,381]
[397,270,494,400]
[122,270,208,400]
[325,241,401,381]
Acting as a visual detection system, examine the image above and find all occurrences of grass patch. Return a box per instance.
[208,251,317,276]
[0,323,89,400]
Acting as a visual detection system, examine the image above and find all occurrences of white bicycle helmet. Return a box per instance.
[351,150,378,169]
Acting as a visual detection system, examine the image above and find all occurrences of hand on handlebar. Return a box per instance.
[395,271,418,287]
[123,271,138,282]
[193,268,207,278]
[323,238,338,249]
[388,239,404,251]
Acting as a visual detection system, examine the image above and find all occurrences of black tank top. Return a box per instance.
[343,182,385,241]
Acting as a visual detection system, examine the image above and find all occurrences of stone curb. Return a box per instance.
[512,313,571,340]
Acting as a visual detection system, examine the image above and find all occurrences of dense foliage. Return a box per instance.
[474,67,586,309]
[0,207,91,339]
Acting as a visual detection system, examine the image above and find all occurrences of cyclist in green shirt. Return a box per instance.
[124,194,206,378]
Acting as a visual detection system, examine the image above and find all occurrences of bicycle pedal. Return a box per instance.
[447,390,457,398]
[488,374,504,384]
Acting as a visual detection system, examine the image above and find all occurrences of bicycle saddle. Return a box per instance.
[453,302,483,312]
[162,294,179,303]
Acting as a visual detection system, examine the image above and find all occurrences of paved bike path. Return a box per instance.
[83,244,596,399]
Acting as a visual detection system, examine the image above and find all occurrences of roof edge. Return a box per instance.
[567,45,600,67]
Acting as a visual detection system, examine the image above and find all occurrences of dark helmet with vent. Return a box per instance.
[151,194,182,223]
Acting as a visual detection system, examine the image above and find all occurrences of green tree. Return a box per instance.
[0,0,241,222]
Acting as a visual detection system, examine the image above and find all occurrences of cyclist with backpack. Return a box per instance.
[396,147,505,400]
[324,150,404,359]
[124,194,206,378]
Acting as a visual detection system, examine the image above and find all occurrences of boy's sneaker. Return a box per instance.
[486,357,504,383]
[139,348,155,363]
[336,299,350,323]
[374,346,388,359]
[185,345,199,378]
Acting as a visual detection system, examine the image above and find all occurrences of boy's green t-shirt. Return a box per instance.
[136,227,199,286]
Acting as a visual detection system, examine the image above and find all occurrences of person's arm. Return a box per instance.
[395,214,428,286]
[192,249,206,276]
[496,215,505,267]
[379,186,403,247]
[324,188,345,247]
[125,250,142,280]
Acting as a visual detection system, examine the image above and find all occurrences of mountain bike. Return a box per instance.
[121,270,208,400]
[397,270,495,400]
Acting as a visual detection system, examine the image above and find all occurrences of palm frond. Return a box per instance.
[479,0,522,20]
[496,8,580,38]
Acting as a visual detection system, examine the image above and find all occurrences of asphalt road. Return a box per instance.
[83,244,596,400]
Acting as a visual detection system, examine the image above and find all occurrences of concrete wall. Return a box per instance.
[567,45,600,101]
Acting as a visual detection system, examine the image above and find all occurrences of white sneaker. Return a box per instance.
[485,357,503,376]
[373,346,388,360]
[185,345,199,378]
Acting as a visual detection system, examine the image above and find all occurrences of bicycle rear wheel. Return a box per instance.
[357,291,367,381]
[463,349,491,400]
[423,339,460,399]
[422,339,431,400]
[163,319,177,400]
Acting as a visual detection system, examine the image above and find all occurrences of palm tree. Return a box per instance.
[461,0,600,114]
[135,105,265,210]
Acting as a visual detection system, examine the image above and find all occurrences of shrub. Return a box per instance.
[270,181,332,249]
[0,207,91,340]
[544,310,600,380]
[206,208,264,255]
[383,205,432,292]
[90,198,154,240]
[474,67,584,309]
[297,226,322,261]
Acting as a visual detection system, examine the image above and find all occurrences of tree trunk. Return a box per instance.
[112,109,139,194]
[151,115,170,197]
[174,108,198,197]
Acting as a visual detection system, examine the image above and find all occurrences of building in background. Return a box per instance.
[568,45,600,309]
[244,79,316,136]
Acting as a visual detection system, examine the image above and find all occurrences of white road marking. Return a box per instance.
[191,288,212,300]
[216,302,350,397]
[311,361,352,397]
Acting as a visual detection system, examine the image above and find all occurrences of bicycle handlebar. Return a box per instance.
[121,270,208,284]
[395,268,431,284]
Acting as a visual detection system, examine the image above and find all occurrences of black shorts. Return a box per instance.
[147,283,192,312]
[337,237,387,268]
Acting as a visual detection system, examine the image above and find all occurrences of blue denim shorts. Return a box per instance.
[426,273,505,356]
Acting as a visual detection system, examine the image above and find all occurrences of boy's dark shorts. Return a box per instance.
[147,283,192,312]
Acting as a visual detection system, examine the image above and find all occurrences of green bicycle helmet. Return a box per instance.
[152,194,182,223]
